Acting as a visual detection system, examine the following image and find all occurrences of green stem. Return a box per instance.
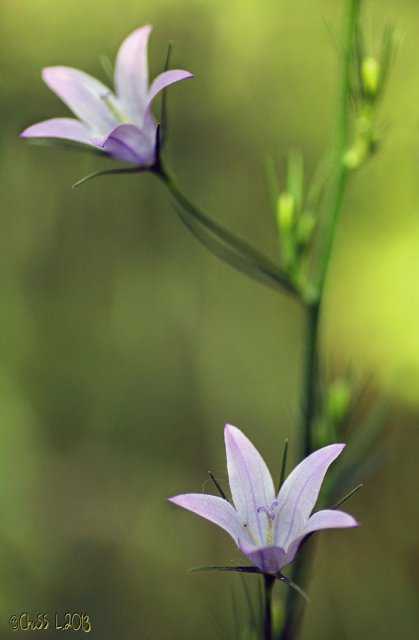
[277,1,361,639]
[155,162,298,296]
[317,0,361,296]
[264,574,275,640]
[302,301,321,457]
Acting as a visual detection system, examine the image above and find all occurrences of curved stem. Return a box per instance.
[278,1,361,638]
[154,162,298,297]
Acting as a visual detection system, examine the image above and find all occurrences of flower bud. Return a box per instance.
[343,136,369,170]
[361,56,380,98]
[277,192,295,234]
[296,212,316,250]
[326,379,352,427]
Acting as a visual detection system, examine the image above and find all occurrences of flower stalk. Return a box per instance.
[279,2,362,638]
[264,574,275,640]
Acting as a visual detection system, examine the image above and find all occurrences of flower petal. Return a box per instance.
[302,509,359,535]
[239,539,287,573]
[142,69,194,133]
[224,424,275,546]
[147,69,194,106]
[272,508,359,571]
[275,444,345,549]
[114,25,152,126]
[42,67,117,133]
[168,493,244,544]
[20,117,93,145]
[99,124,155,165]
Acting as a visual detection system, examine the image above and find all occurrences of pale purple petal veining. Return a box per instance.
[169,426,358,575]
[302,509,359,536]
[20,117,93,145]
[275,444,345,548]
[271,508,359,571]
[114,25,152,126]
[168,493,245,544]
[42,67,117,133]
[224,424,275,545]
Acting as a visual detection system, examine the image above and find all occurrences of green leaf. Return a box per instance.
[172,202,295,295]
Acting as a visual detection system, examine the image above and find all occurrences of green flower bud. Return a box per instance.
[296,212,316,250]
[277,192,295,234]
[361,56,381,98]
[343,136,369,170]
[326,379,352,426]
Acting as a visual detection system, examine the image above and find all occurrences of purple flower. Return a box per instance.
[169,425,358,574]
[20,26,193,166]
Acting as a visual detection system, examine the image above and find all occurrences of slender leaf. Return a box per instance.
[173,202,295,295]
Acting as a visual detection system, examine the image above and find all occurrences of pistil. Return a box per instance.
[256,501,279,545]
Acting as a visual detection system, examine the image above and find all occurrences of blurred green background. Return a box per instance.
[1,0,419,638]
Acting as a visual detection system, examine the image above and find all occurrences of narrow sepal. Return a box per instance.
[331,483,363,510]
[278,438,289,493]
[208,471,229,502]
[72,166,145,189]
[190,565,310,601]
[160,41,174,147]
[275,572,310,602]
[191,565,262,574]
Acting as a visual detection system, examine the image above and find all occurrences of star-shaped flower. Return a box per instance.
[20,25,193,166]
[169,424,358,574]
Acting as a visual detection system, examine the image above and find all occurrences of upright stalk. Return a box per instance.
[278,1,361,638]
[264,574,275,640]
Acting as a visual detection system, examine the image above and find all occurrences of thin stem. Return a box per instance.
[278,2,362,639]
[301,301,321,458]
[263,574,275,640]
[154,162,298,296]
[316,0,361,296]
[277,544,314,640]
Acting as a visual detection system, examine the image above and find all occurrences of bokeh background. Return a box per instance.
[1,0,419,638]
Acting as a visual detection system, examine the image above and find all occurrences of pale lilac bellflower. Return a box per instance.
[21,26,193,167]
[169,425,358,574]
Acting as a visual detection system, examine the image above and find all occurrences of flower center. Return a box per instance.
[242,502,279,547]
[256,501,278,521]
[100,91,128,124]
